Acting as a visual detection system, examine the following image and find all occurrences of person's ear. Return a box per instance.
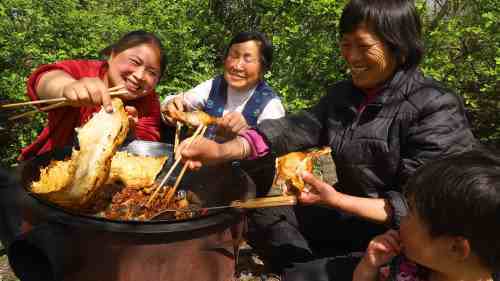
[108,51,116,63]
[450,236,471,261]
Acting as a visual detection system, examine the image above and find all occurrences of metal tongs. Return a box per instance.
[151,195,297,219]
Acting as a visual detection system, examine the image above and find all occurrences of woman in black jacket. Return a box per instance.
[177,0,476,280]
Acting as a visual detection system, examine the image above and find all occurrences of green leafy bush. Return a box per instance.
[0,0,498,167]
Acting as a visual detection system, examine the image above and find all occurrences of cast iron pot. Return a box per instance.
[3,140,254,281]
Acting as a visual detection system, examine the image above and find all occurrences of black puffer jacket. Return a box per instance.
[258,68,476,225]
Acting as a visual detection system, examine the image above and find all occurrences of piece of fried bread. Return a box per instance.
[31,98,129,208]
[107,151,167,188]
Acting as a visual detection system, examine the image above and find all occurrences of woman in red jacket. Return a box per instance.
[19,30,166,160]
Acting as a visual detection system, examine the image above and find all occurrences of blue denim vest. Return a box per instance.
[203,75,278,140]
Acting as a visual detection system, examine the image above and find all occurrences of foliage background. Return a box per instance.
[0,0,498,167]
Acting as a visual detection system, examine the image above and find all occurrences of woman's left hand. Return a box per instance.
[216,112,249,139]
[125,105,138,137]
[298,171,340,207]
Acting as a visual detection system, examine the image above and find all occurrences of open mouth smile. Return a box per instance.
[350,66,369,75]
[228,72,246,80]
[125,79,143,92]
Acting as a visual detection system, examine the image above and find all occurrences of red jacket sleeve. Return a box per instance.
[131,93,161,141]
[26,60,103,103]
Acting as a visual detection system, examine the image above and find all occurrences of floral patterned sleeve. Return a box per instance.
[387,256,428,281]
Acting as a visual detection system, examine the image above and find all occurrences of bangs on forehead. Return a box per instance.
[339,1,374,36]
[338,0,425,70]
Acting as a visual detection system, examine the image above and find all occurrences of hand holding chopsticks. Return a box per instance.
[3,85,128,121]
[146,124,207,207]
[1,85,126,109]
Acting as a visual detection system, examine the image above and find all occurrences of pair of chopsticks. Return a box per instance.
[2,85,128,121]
[146,124,207,207]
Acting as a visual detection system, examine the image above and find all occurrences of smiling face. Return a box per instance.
[223,40,263,92]
[340,23,398,91]
[106,43,161,100]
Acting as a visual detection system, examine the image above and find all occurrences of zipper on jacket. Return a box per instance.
[336,109,360,154]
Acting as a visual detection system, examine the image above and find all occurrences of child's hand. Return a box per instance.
[365,229,401,267]
[353,230,401,281]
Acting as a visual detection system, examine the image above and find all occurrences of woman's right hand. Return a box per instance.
[176,136,245,170]
[62,77,113,112]
[161,95,186,125]
[176,136,225,170]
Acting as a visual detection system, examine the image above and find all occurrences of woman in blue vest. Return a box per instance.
[161,31,285,140]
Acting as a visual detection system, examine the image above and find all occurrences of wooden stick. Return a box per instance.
[165,125,208,205]
[150,195,298,219]
[8,101,67,121]
[167,162,189,201]
[7,89,129,121]
[174,121,182,153]
[146,124,205,207]
[230,195,298,209]
[1,85,125,109]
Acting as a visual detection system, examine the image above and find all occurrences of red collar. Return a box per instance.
[362,86,383,99]
[358,86,383,112]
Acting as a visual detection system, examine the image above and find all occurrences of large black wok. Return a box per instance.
[17,140,255,234]
[2,140,256,281]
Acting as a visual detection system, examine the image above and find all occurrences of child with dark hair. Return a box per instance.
[354,149,500,281]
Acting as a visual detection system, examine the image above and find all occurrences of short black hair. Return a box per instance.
[339,0,424,70]
[100,30,167,80]
[224,31,273,72]
[404,148,500,271]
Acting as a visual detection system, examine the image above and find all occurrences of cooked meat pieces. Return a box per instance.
[100,185,196,221]
[273,147,332,194]
[31,98,129,208]
[107,151,168,188]
[273,152,312,193]
[175,111,219,127]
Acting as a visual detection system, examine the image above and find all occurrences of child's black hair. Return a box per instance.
[404,148,500,271]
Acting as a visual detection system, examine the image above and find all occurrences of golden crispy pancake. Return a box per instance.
[107,151,167,188]
[31,98,129,208]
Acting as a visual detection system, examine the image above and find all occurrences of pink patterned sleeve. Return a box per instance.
[239,129,270,160]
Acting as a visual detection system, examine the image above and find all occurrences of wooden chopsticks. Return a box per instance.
[8,101,68,121]
[146,124,207,207]
[1,85,125,109]
[4,85,128,121]
[174,121,182,153]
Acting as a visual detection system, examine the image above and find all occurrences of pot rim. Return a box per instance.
[17,141,254,234]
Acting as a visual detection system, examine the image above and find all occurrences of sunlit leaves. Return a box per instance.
[0,0,498,166]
